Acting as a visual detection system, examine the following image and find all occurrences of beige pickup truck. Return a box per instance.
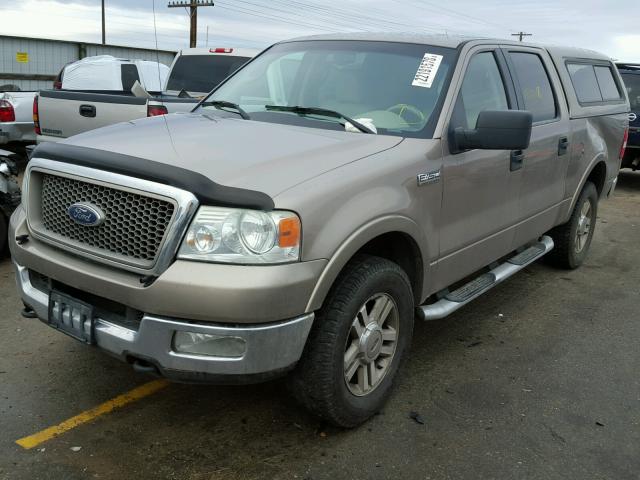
[10,34,629,427]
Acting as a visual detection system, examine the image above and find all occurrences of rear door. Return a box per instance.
[436,46,521,290]
[502,46,570,246]
[38,90,147,140]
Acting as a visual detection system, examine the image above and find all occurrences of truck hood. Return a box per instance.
[64,113,403,197]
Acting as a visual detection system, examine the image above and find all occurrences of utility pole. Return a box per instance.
[101,0,106,45]
[168,1,215,48]
[511,31,532,42]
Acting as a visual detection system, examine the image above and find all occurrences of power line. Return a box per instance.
[250,0,443,34]
[213,3,342,33]
[401,0,510,30]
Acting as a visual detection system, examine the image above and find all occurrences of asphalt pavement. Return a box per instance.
[1,172,639,480]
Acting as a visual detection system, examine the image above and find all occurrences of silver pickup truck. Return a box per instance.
[35,48,257,143]
[9,34,629,427]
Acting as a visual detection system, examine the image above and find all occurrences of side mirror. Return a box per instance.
[451,110,533,153]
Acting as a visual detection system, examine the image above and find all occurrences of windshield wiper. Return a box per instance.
[202,100,250,120]
[264,105,375,134]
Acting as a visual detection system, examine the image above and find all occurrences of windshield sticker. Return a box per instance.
[412,53,443,88]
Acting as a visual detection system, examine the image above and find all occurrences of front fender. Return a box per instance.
[305,214,431,312]
[273,137,443,312]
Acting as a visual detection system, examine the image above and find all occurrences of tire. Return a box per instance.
[0,213,7,257]
[289,254,414,428]
[546,181,598,269]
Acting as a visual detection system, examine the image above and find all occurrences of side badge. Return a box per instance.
[417,169,441,186]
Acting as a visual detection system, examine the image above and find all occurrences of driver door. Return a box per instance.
[435,47,522,290]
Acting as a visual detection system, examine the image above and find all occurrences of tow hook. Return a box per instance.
[21,303,38,319]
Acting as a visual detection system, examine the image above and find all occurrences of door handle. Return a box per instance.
[79,104,96,118]
[510,150,525,171]
[558,136,569,156]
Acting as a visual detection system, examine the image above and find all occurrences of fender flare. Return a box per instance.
[567,152,608,217]
[305,215,430,312]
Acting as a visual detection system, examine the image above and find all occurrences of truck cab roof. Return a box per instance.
[286,32,612,63]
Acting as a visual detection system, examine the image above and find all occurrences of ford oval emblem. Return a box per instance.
[67,203,105,227]
[629,112,638,123]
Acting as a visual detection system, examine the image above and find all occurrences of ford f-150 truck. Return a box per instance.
[10,34,629,427]
[35,48,257,143]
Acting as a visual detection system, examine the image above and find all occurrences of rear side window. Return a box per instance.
[567,64,601,103]
[508,52,557,122]
[452,51,509,130]
[594,66,621,100]
[121,64,140,91]
[567,62,622,104]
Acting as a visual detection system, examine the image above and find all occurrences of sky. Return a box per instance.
[0,0,639,61]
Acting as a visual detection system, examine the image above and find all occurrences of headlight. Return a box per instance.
[178,206,301,264]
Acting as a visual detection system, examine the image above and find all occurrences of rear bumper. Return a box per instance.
[0,121,35,144]
[14,260,314,382]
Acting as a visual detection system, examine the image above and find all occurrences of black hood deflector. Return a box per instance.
[32,142,275,210]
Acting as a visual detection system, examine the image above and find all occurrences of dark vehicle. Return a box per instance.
[617,63,640,169]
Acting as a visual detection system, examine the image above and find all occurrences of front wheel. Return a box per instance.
[289,254,414,428]
[546,181,598,269]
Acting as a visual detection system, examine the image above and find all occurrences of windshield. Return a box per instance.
[621,73,640,110]
[166,55,251,93]
[198,40,456,138]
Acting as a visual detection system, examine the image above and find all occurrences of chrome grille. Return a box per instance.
[40,173,175,265]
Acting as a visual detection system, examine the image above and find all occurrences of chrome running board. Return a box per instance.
[417,235,554,321]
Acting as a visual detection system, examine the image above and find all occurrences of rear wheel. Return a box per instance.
[546,181,598,269]
[289,254,414,428]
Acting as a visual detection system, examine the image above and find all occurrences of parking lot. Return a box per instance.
[0,171,637,480]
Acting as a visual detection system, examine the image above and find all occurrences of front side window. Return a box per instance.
[509,52,557,122]
[451,51,509,130]
[199,41,456,138]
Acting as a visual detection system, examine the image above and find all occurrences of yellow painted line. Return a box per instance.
[16,379,169,449]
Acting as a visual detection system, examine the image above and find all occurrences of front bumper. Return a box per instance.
[14,261,314,382]
[10,206,326,324]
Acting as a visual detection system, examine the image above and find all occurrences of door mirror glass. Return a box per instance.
[453,110,533,151]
